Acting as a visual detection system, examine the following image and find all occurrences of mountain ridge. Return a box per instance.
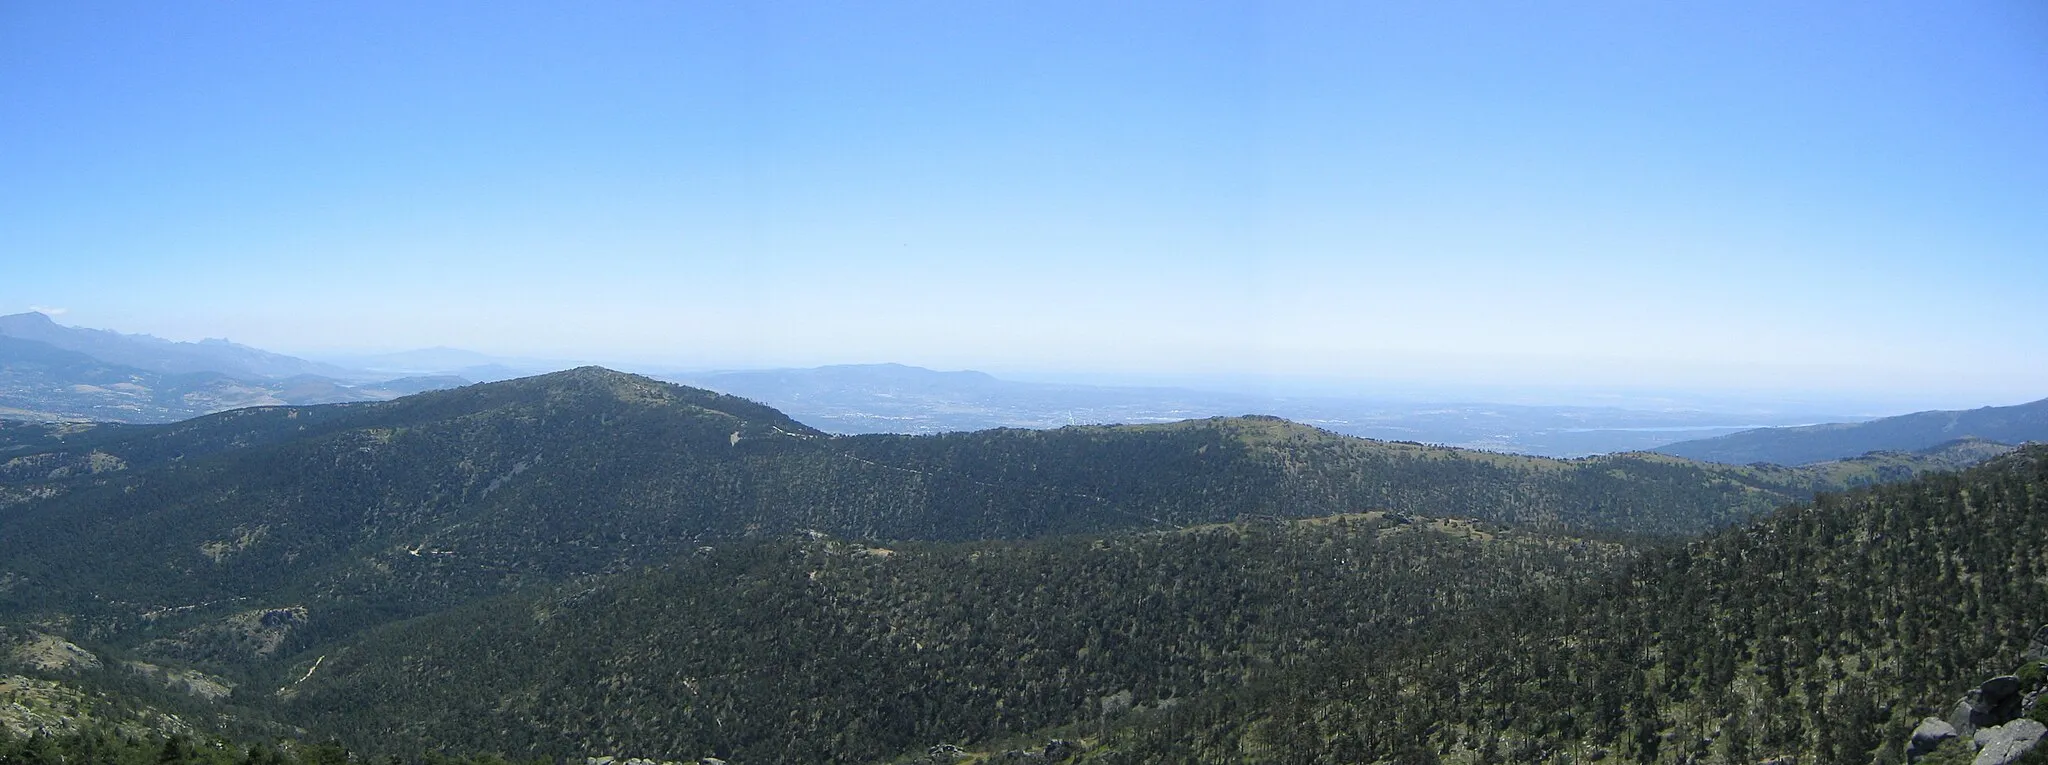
[0,312,356,381]
[0,316,469,423]
[1655,397,2048,465]
[0,369,1993,654]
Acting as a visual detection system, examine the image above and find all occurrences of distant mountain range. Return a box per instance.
[1654,397,2048,465]
[0,312,470,422]
[9,312,2041,462]
[0,311,356,380]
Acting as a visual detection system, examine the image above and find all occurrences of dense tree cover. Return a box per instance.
[0,727,536,765]
[822,416,1987,538]
[1,370,2034,763]
[0,370,1952,671]
[0,373,1958,608]
[1076,445,2048,764]
[0,420,125,457]
[277,515,1630,763]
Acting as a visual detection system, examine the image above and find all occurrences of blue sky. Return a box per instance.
[2,1,2044,406]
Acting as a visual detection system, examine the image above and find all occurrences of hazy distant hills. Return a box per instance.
[0,312,469,422]
[0,311,1882,456]
[668,363,1852,457]
[0,334,375,421]
[1654,397,2048,465]
[0,311,354,380]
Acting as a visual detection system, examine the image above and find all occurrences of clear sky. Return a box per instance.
[3,1,2044,406]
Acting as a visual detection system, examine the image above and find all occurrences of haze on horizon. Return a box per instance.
[3,2,2044,409]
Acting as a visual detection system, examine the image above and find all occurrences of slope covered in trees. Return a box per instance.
[0,369,2032,763]
[36,446,2030,765]
[0,369,1971,655]
[1080,445,2048,764]
[274,514,1628,763]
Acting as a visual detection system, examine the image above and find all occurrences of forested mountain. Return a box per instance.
[257,446,2048,765]
[0,368,1965,635]
[1082,445,2048,764]
[10,443,2032,765]
[1656,397,2048,466]
[0,369,2036,763]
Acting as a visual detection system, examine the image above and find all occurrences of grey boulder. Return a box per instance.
[1973,719,2047,765]
[1987,676,2025,703]
[1955,691,1993,737]
[1911,717,1960,760]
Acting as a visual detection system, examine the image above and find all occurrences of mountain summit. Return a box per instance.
[0,310,60,333]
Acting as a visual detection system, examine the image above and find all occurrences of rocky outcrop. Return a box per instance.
[125,660,235,701]
[1987,676,2026,726]
[1953,689,1994,738]
[1911,624,2048,762]
[2,631,102,674]
[1973,719,2046,765]
[1911,717,1960,759]
[990,739,1083,761]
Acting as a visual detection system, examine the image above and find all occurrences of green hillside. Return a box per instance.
[0,369,1968,642]
[277,514,1629,762]
[0,369,2031,764]
[10,444,2016,765]
[1083,445,2048,764]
